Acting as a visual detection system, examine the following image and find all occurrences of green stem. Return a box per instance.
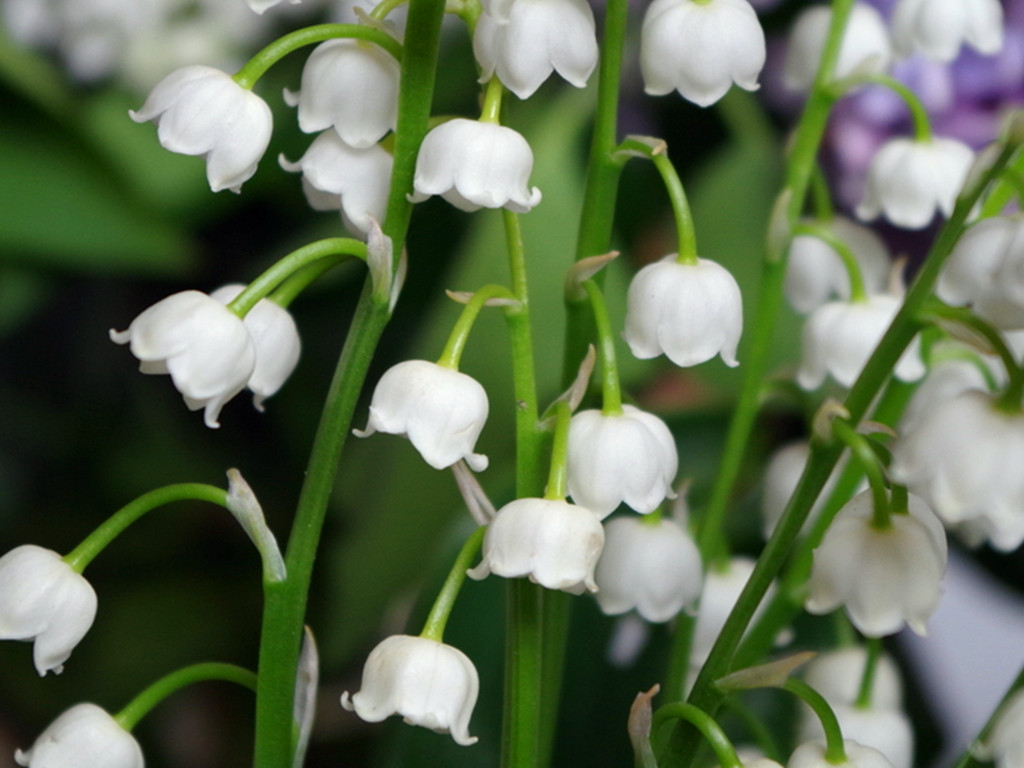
[544,400,571,501]
[420,526,487,642]
[370,0,408,20]
[652,703,742,768]
[810,164,835,221]
[233,24,402,89]
[831,420,890,530]
[252,0,446,763]
[115,663,257,732]
[954,663,1024,768]
[437,284,518,369]
[791,222,868,302]
[64,484,228,572]
[783,679,847,764]
[583,280,623,415]
[832,74,932,142]
[854,638,882,709]
[653,153,698,266]
[981,149,1024,218]
[269,259,355,308]
[480,76,505,124]
[227,239,368,317]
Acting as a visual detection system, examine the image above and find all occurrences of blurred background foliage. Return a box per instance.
[1,2,1019,766]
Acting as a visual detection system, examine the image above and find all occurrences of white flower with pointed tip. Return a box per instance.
[640,0,765,107]
[130,65,272,193]
[16,703,143,768]
[784,4,892,91]
[788,739,896,768]
[594,515,702,622]
[110,290,256,428]
[285,38,399,149]
[356,360,490,471]
[856,137,974,230]
[280,130,393,235]
[341,635,478,746]
[474,0,598,100]
[209,284,301,410]
[891,390,1024,551]
[468,498,605,594]
[567,405,678,518]
[410,119,542,212]
[0,545,97,677]
[891,0,1003,63]
[806,490,947,637]
[624,255,743,368]
[978,688,1024,768]
[796,294,925,390]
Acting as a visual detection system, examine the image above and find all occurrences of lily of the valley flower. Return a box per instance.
[855,137,974,230]
[788,739,896,768]
[130,65,272,193]
[891,0,1004,63]
[209,285,301,411]
[806,490,948,637]
[802,647,904,710]
[279,130,393,235]
[799,705,914,768]
[410,119,542,212]
[640,0,765,107]
[468,498,605,594]
[341,635,479,746]
[594,514,702,622]
[473,0,598,100]
[110,290,256,428]
[285,38,399,149]
[567,405,678,518]
[16,703,143,768]
[784,4,892,91]
[0,545,97,677]
[624,256,743,368]
[356,360,490,471]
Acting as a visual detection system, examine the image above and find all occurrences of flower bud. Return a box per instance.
[16,703,143,768]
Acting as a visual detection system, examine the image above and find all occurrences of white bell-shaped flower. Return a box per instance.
[0,545,97,677]
[898,352,999,435]
[473,0,598,100]
[937,216,1024,330]
[209,285,301,410]
[567,405,678,518]
[594,514,702,622]
[16,703,144,768]
[356,360,490,471]
[640,0,765,107]
[891,0,1003,62]
[784,4,892,91]
[978,688,1024,768]
[891,391,1024,551]
[806,490,947,637]
[796,294,925,390]
[798,705,914,768]
[410,119,542,213]
[802,647,904,709]
[762,441,857,539]
[468,498,605,594]
[788,739,896,768]
[110,290,256,428]
[341,635,479,746]
[130,65,272,193]
[692,556,774,665]
[785,217,891,315]
[624,255,743,368]
[285,38,399,149]
[855,137,974,230]
[279,130,393,236]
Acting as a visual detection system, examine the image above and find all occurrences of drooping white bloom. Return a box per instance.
[691,556,773,665]
[0,545,97,677]
[624,256,743,368]
[341,635,479,746]
[473,0,598,100]
[802,647,904,710]
[594,515,702,622]
[15,703,144,768]
[806,490,948,637]
[356,360,490,471]
[640,0,766,107]
[762,441,855,539]
[785,217,891,314]
[978,688,1024,768]
[279,130,393,235]
[109,290,256,428]
[285,38,399,149]
[796,294,926,390]
[855,137,974,229]
[898,352,998,435]
[130,65,273,193]
[468,498,605,594]
[891,0,1003,62]
[799,705,914,768]
[567,405,678,518]
[937,216,1024,330]
[209,285,301,410]
[410,119,542,213]
[788,739,896,768]
[784,4,892,91]
[891,391,1024,551]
